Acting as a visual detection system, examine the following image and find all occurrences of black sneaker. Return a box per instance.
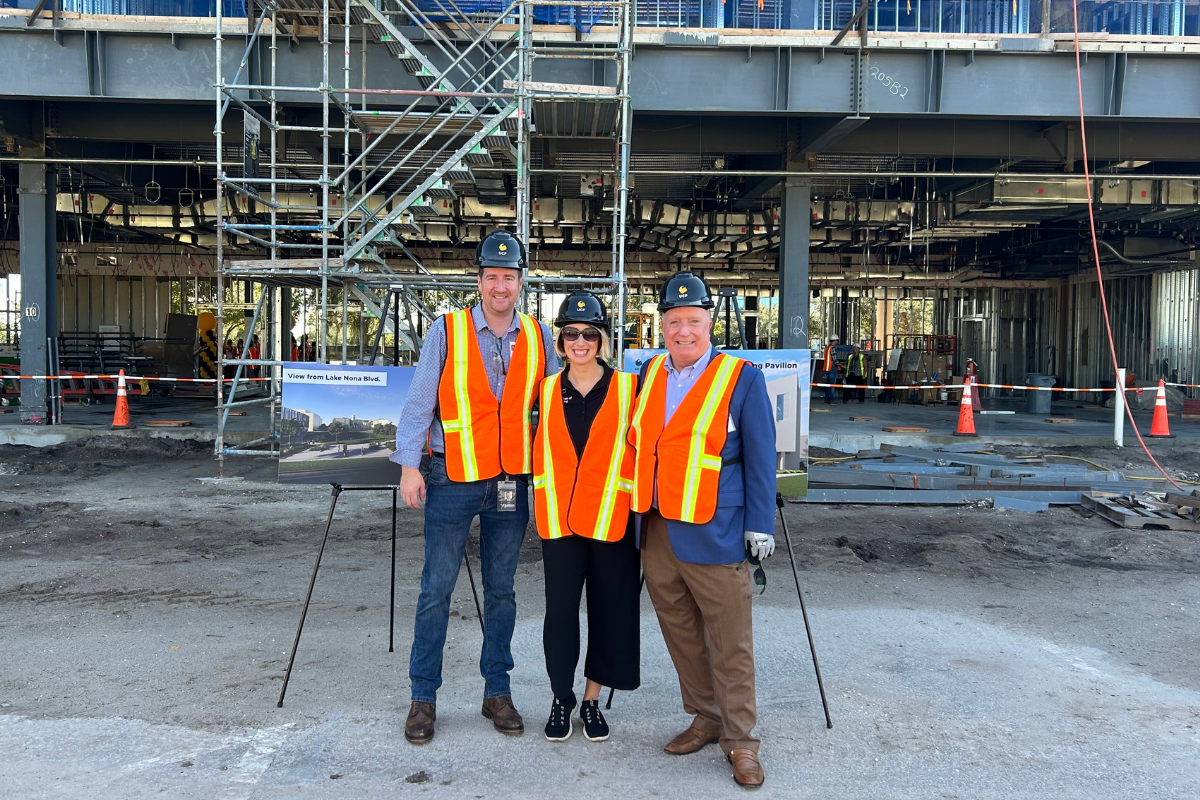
[579,699,609,742]
[544,697,574,742]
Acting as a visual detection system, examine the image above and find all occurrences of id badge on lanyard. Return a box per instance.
[497,480,518,513]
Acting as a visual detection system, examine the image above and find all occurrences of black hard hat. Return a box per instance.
[658,271,714,312]
[474,230,526,271]
[554,291,610,331]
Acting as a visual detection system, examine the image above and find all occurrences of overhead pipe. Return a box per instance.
[0,157,217,167]
[1096,240,1194,269]
[7,158,1200,183]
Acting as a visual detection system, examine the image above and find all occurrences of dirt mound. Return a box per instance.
[0,435,211,476]
[802,504,1200,576]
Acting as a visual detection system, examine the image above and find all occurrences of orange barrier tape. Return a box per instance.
[2,374,271,383]
[812,382,1110,392]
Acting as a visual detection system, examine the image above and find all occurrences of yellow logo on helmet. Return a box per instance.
[498,243,507,252]
[678,286,688,296]
[576,301,586,309]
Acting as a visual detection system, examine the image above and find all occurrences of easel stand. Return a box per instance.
[275,483,485,708]
[777,492,833,729]
[605,496,834,728]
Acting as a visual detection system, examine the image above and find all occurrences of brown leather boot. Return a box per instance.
[404,701,436,745]
[728,749,764,788]
[481,695,525,735]
[663,725,720,755]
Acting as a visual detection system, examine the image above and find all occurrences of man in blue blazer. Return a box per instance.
[629,272,776,789]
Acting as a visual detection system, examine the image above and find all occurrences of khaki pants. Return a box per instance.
[642,509,759,755]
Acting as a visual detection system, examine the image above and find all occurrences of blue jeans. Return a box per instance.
[824,369,838,403]
[409,455,528,704]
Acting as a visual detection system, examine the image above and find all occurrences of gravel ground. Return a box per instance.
[1,438,1198,799]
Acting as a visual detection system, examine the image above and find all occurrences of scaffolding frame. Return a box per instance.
[213,0,633,471]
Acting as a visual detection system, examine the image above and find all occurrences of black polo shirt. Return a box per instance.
[559,360,614,458]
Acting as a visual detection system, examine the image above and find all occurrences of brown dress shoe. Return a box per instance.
[481,695,525,735]
[728,749,764,788]
[404,701,436,745]
[663,725,720,755]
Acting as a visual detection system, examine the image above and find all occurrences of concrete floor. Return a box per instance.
[1,444,1198,799]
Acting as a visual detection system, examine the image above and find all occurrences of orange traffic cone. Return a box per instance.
[954,376,977,437]
[1148,379,1174,438]
[111,369,134,429]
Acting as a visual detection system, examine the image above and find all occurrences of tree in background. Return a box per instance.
[280,417,303,445]
[372,421,397,441]
[326,420,349,443]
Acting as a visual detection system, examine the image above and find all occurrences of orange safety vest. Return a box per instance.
[823,345,835,371]
[532,371,636,541]
[628,352,746,525]
[438,308,545,482]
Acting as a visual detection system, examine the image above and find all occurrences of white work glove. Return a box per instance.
[745,531,776,560]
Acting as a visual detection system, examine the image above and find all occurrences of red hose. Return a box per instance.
[1071,0,1181,490]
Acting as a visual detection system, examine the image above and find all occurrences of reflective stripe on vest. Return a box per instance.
[628,352,746,524]
[533,370,636,542]
[438,308,544,483]
[499,311,544,475]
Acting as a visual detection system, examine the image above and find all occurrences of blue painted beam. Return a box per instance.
[2,29,1200,121]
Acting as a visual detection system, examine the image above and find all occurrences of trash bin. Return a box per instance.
[1025,373,1056,414]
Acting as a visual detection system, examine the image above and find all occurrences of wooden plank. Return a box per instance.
[849,416,877,422]
[1165,491,1200,508]
[227,258,345,271]
[1044,417,1076,424]
[502,80,617,96]
[1082,494,1200,531]
[143,420,192,427]
[882,426,929,432]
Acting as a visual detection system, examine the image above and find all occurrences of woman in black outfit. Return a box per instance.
[532,291,640,743]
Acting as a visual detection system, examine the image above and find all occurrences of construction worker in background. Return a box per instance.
[248,335,260,379]
[533,291,640,744]
[822,334,840,404]
[222,338,236,380]
[629,271,776,789]
[843,344,867,404]
[392,230,559,745]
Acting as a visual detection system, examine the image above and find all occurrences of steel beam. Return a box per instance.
[777,176,809,350]
[798,115,870,155]
[795,489,1085,504]
[17,158,56,424]
[1,32,1199,122]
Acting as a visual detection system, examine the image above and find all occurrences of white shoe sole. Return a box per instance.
[583,729,609,742]
[545,721,573,742]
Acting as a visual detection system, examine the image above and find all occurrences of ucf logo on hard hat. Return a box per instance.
[498,243,508,252]
[576,301,586,309]
[678,286,688,296]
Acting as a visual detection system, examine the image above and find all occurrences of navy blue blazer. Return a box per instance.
[634,350,777,565]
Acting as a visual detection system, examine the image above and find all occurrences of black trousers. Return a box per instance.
[842,375,866,403]
[542,527,641,706]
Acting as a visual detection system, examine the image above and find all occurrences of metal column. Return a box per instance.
[778,177,811,350]
[17,159,56,424]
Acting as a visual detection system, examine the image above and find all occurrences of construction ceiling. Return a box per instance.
[4,109,1200,281]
